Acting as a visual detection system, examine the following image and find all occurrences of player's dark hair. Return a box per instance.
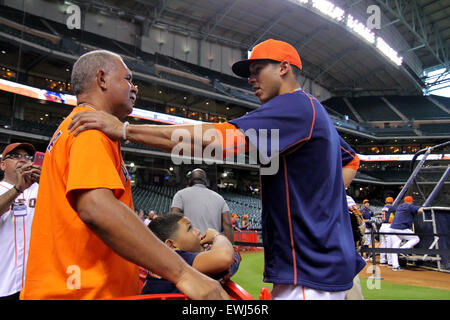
[148,212,184,242]
[268,61,301,78]
[291,65,302,78]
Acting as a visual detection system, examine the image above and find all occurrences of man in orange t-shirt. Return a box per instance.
[20,50,228,300]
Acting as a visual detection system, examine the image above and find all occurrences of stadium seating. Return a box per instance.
[322,97,358,121]
[347,97,401,121]
[369,126,417,137]
[130,185,264,229]
[219,191,262,229]
[384,96,449,120]
[419,123,450,135]
[131,184,178,214]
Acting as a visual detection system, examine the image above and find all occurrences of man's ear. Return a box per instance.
[96,69,107,91]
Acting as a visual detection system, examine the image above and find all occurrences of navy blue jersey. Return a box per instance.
[142,250,196,294]
[339,136,357,167]
[361,207,374,228]
[361,207,374,220]
[229,89,365,292]
[141,250,241,295]
[390,203,421,230]
[380,205,395,223]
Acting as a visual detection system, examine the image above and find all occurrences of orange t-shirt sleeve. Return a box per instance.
[213,122,248,158]
[343,153,360,171]
[66,130,125,199]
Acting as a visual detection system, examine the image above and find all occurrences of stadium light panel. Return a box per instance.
[346,14,375,44]
[289,0,403,67]
[376,37,403,66]
[293,0,309,3]
[312,0,344,22]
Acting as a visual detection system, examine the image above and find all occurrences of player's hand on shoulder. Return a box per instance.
[68,110,123,141]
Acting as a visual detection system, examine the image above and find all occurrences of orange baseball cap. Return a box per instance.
[385,197,394,203]
[404,196,413,203]
[232,39,302,78]
[1,142,36,160]
[363,199,369,204]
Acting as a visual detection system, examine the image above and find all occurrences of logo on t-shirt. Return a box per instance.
[120,163,129,184]
[47,130,62,154]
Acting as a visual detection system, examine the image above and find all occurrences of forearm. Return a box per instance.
[199,234,234,274]
[126,123,219,154]
[75,189,191,284]
[210,235,234,260]
[0,187,20,216]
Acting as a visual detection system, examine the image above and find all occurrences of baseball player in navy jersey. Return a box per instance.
[230,40,364,299]
[68,39,365,300]
[390,196,424,271]
[379,197,395,266]
[361,199,375,255]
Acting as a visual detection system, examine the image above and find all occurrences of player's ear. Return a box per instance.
[279,61,290,76]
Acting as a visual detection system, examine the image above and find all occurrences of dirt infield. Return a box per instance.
[359,262,450,291]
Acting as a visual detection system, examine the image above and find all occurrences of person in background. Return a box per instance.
[361,199,375,259]
[345,194,365,300]
[142,212,240,295]
[0,142,41,300]
[143,210,156,226]
[240,214,250,230]
[171,168,233,244]
[379,197,395,267]
[231,213,241,232]
[389,196,424,271]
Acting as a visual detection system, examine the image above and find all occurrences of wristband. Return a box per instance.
[13,185,23,194]
[123,121,129,141]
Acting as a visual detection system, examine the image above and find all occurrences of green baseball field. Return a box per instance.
[231,251,450,300]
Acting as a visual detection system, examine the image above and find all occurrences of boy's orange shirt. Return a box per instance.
[20,106,139,300]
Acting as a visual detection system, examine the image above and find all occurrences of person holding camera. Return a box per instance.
[0,142,41,300]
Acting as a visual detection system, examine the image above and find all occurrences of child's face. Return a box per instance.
[171,217,203,252]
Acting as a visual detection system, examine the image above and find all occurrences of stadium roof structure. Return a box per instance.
[64,0,449,97]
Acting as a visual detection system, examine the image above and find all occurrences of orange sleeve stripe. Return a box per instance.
[343,154,360,170]
[213,122,248,157]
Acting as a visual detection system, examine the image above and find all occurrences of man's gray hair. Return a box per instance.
[71,50,122,96]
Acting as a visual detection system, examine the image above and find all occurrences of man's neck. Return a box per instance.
[76,93,106,112]
[1,177,16,186]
